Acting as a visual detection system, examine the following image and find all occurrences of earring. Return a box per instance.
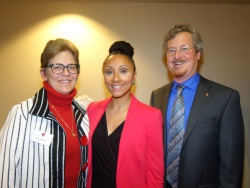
[132,81,135,85]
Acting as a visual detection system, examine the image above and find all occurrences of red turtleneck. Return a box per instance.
[44,81,81,188]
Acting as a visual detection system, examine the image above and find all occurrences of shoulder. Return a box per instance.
[131,97,163,126]
[132,95,162,115]
[2,97,34,135]
[151,83,172,96]
[138,103,162,120]
[75,94,94,109]
[9,97,34,115]
[199,76,239,95]
[88,99,107,108]
[87,98,110,115]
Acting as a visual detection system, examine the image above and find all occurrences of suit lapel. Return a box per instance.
[182,76,212,145]
[159,84,172,158]
[161,85,172,124]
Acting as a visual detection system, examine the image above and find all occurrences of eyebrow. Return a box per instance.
[104,65,129,68]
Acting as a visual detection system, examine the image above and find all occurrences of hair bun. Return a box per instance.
[109,41,134,58]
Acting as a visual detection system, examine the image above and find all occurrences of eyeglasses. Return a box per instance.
[45,64,80,74]
[166,45,194,56]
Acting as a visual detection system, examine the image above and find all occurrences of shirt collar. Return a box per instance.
[172,73,200,91]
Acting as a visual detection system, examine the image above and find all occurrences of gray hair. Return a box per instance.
[40,38,79,68]
[163,24,203,53]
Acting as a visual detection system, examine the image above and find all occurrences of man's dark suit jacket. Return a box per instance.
[150,75,244,188]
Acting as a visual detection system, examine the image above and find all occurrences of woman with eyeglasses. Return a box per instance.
[0,38,89,188]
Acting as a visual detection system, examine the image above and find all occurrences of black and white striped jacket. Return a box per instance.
[0,88,89,188]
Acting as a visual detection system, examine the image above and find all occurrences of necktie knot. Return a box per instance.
[176,85,185,98]
[177,84,185,92]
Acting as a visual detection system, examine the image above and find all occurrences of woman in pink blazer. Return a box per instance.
[86,41,164,188]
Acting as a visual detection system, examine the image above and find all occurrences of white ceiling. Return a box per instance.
[62,0,250,4]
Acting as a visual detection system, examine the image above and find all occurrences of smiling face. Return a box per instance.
[40,50,79,95]
[103,54,136,99]
[166,32,201,83]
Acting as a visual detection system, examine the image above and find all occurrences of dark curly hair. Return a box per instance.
[104,40,136,71]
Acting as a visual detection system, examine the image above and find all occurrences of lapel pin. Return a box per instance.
[205,92,209,97]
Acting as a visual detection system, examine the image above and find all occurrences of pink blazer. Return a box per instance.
[86,94,164,188]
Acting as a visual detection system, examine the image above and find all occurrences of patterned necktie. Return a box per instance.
[167,85,185,188]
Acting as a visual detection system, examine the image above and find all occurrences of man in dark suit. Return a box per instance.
[150,24,244,188]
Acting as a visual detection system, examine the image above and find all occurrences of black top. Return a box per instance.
[92,112,124,188]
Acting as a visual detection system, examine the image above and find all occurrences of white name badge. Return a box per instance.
[30,130,54,146]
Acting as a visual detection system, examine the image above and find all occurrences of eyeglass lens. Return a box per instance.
[49,64,79,74]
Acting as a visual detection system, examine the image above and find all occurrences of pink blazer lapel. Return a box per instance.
[116,94,139,174]
[89,98,111,137]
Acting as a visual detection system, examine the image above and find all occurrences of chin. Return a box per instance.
[112,94,122,98]
[173,73,184,78]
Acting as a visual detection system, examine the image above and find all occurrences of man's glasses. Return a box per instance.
[45,64,80,74]
[166,45,194,56]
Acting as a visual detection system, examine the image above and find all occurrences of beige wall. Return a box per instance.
[1,2,249,187]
